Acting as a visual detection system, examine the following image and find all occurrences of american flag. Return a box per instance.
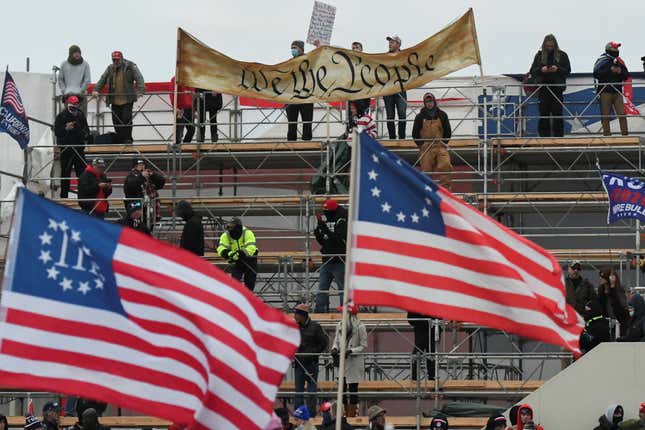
[1,71,26,116]
[349,133,583,354]
[0,189,300,430]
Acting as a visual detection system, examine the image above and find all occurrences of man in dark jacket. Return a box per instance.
[412,92,452,189]
[118,200,151,236]
[529,34,571,137]
[78,158,112,218]
[175,200,204,256]
[314,199,348,313]
[92,51,145,143]
[285,40,314,141]
[617,293,645,342]
[195,89,223,142]
[71,408,110,430]
[54,95,89,198]
[42,402,61,430]
[123,159,165,229]
[564,260,596,315]
[593,42,630,136]
[579,299,610,354]
[293,303,328,418]
[407,312,439,380]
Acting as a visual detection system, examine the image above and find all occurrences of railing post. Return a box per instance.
[482,85,488,215]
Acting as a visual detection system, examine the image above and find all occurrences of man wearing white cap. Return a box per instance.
[383,35,407,140]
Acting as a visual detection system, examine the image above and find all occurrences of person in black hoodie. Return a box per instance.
[54,95,89,198]
[617,293,645,342]
[593,42,630,136]
[174,200,204,256]
[579,299,611,354]
[411,92,452,189]
[118,200,151,236]
[529,34,571,137]
[314,198,348,313]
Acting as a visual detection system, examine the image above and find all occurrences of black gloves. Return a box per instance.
[221,249,229,259]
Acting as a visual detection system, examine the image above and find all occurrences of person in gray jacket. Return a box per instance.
[93,51,145,144]
[59,45,91,113]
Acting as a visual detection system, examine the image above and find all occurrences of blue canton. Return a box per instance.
[356,133,446,236]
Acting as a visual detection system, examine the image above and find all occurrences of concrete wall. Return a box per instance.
[509,342,645,430]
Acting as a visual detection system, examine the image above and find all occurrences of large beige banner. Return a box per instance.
[177,9,481,104]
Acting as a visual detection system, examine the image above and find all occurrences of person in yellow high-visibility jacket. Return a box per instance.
[217,217,258,291]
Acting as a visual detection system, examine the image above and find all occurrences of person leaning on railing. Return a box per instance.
[529,34,571,138]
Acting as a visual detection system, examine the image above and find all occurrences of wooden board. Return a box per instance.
[279,379,544,392]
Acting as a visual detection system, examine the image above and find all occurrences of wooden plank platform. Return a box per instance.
[478,192,607,202]
[278,379,544,392]
[494,136,641,147]
[7,416,171,428]
[82,136,642,156]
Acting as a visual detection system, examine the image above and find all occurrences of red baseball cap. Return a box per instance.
[67,95,80,105]
[323,198,339,211]
[606,41,621,51]
[111,51,123,60]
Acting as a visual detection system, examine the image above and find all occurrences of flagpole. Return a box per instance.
[172,29,180,221]
[334,127,360,430]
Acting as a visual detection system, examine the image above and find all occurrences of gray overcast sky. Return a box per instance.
[2,0,644,82]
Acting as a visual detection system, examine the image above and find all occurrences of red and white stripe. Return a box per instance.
[0,228,300,430]
[3,81,25,115]
[351,186,583,354]
[356,114,377,139]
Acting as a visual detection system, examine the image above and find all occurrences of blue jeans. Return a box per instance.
[294,361,319,417]
[315,260,345,313]
[383,92,407,139]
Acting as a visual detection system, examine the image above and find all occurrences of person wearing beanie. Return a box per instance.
[411,92,453,189]
[123,159,166,230]
[619,402,645,430]
[59,45,91,112]
[314,198,348,312]
[78,158,112,218]
[529,34,571,137]
[285,40,314,141]
[54,94,89,198]
[174,200,204,256]
[217,217,259,291]
[93,51,145,144]
[485,413,506,430]
[319,402,353,430]
[293,303,328,418]
[593,41,630,136]
[25,415,43,430]
[293,405,317,430]
[383,35,407,139]
[331,303,367,417]
[366,405,387,430]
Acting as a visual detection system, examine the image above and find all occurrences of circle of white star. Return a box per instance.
[40,219,106,295]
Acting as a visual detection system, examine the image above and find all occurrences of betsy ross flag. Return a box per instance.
[0,189,300,430]
[0,70,30,148]
[349,133,583,354]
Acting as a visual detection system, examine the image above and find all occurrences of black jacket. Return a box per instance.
[54,108,90,148]
[565,275,596,315]
[314,207,348,263]
[296,317,328,366]
[529,50,571,88]
[579,300,611,354]
[412,107,451,146]
[78,166,112,213]
[618,293,645,342]
[176,202,204,256]
[43,420,59,430]
[123,169,165,200]
[593,53,630,94]
[598,280,629,328]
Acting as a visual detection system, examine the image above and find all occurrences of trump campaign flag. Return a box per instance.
[348,133,583,354]
[601,171,645,224]
[0,70,30,149]
[0,189,300,430]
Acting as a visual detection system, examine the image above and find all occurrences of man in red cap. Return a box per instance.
[93,51,145,143]
[54,95,89,198]
[314,198,348,312]
[593,41,630,136]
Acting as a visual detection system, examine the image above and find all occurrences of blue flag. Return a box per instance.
[0,70,30,149]
[601,171,645,224]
